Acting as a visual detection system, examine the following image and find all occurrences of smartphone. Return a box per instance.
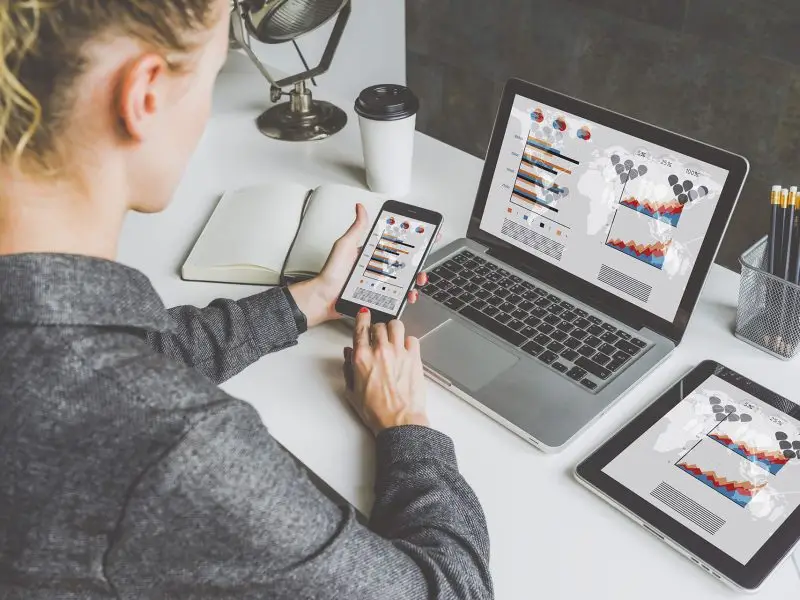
[335,200,444,323]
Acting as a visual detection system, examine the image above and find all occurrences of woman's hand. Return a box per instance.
[289,203,428,328]
[342,309,429,435]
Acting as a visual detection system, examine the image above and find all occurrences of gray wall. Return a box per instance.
[407,0,800,270]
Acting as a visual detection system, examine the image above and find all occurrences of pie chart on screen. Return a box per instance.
[553,116,567,132]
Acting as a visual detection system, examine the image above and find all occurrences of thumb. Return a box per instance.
[339,203,368,244]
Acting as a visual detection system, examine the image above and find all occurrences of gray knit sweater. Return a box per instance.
[0,253,493,599]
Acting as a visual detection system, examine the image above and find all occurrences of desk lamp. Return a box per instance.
[231,0,351,141]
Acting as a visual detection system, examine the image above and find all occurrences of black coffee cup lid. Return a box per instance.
[355,84,419,122]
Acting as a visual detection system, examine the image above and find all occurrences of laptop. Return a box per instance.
[404,78,749,452]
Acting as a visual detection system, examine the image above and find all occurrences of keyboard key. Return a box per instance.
[438,280,454,291]
[522,341,544,357]
[452,252,470,264]
[538,351,557,365]
[551,330,568,342]
[567,366,587,381]
[594,353,611,366]
[464,260,479,269]
[614,349,632,362]
[560,300,575,310]
[472,299,488,310]
[452,275,469,287]
[521,326,538,338]
[474,267,491,277]
[463,283,480,294]
[519,301,535,312]
[529,306,547,319]
[571,330,589,341]
[475,289,491,300]
[617,331,631,340]
[443,260,462,271]
[509,275,523,284]
[601,331,618,344]
[561,311,577,323]
[525,316,541,328]
[578,345,596,357]
[511,309,528,320]
[460,306,527,346]
[427,272,441,283]
[599,343,616,356]
[602,323,617,332]
[537,323,555,334]
[547,294,560,303]
[544,314,560,326]
[552,362,568,373]
[588,324,603,336]
[556,321,574,333]
[433,266,457,280]
[483,306,499,317]
[485,272,503,283]
[581,379,598,391]
[487,297,503,308]
[472,276,487,286]
[607,359,626,372]
[496,288,511,299]
[631,337,647,349]
[472,255,486,264]
[534,333,551,346]
[585,336,602,348]
[433,291,450,302]
[575,308,588,317]
[523,290,540,302]
[588,316,602,325]
[511,284,527,295]
[508,319,524,330]
[484,281,500,291]
[547,341,565,354]
[499,302,516,314]
[575,357,612,380]
[496,313,511,324]
[561,349,579,362]
[565,337,581,349]
[535,297,552,308]
[615,339,639,355]
[573,318,591,329]
[422,284,438,295]
[550,305,565,315]
[445,297,465,310]
[461,292,476,304]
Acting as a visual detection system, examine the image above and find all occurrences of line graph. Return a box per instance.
[619,196,685,227]
[677,462,766,507]
[606,238,671,270]
[708,432,790,475]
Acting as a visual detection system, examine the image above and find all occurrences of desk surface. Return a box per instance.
[119,53,800,599]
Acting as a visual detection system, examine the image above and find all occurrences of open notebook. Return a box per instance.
[182,183,385,285]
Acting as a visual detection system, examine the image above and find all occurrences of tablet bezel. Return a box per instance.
[467,79,750,345]
[576,360,800,590]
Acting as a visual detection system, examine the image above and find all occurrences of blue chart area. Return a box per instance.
[365,234,413,283]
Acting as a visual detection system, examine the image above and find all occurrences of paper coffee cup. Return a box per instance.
[355,85,420,197]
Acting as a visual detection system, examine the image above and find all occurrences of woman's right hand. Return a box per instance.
[343,309,429,436]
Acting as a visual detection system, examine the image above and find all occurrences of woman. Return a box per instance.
[0,1,492,599]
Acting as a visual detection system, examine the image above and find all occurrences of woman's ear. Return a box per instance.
[115,53,168,142]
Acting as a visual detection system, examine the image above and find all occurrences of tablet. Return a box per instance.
[576,360,800,591]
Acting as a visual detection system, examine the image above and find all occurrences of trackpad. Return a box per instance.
[421,321,519,391]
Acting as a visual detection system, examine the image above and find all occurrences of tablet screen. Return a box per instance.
[602,373,800,565]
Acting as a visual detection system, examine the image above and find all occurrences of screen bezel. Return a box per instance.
[576,360,800,590]
[335,200,443,323]
[467,78,750,344]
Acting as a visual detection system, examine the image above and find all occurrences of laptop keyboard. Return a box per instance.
[422,250,649,392]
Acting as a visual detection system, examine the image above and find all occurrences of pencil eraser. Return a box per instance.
[773,185,783,191]
[791,186,798,192]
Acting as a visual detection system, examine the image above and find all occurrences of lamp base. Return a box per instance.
[256,99,348,142]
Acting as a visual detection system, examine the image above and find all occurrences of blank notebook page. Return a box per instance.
[286,184,385,275]
[189,183,309,273]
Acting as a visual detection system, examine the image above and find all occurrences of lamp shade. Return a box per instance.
[247,0,349,43]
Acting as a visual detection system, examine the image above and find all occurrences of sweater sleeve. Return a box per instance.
[144,288,300,384]
[105,402,493,600]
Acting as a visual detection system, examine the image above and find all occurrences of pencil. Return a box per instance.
[769,185,782,275]
[785,187,796,281]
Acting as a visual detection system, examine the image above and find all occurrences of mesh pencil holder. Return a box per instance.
[735,236,800,360]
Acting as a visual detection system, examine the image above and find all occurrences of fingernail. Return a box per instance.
[359,307,369,313]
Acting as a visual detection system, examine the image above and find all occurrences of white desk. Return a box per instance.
[119,54,800,599]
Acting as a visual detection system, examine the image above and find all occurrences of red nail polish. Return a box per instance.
[359,307,369,313]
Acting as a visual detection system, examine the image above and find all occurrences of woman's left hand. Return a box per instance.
[289,203,429,328]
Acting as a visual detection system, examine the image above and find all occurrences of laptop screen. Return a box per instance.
[479,94,731,322]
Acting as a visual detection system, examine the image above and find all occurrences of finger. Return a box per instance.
[338,203,368,245]
[416,272,428,286]
[354,308,371,350]
[387,320,405,348]
[407,289,419,304]
[371,322,389,346]
[405,335,420,355]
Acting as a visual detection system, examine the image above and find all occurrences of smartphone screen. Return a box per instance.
[340,209,439,317]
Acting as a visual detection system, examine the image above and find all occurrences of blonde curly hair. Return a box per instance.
[0,0,219,174]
